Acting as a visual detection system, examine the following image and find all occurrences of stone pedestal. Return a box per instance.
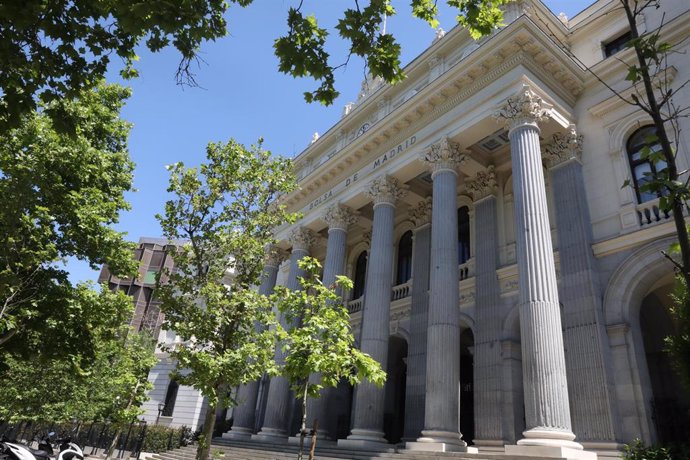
[505,444,597,460]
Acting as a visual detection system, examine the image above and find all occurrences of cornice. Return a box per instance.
[284,16,586,213]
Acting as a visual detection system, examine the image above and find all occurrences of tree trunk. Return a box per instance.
[297,383,308,460]
[104,429,121,460]
[308,419,318,460]
[196,403,217,460]
[621,0,690,286]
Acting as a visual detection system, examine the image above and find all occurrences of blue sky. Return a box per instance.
[69,0,594,284]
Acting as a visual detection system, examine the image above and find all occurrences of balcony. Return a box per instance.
[636,198,673,227]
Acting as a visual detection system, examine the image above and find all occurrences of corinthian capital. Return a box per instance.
[466,165,498,201]
[543,125,583,168]
[421,136,465,178]
[410,197,432,227]
[494,85,552,131]
[289,227,317,252]
[265,244,288,268]
[323,203,358,231]
[366,175,407,207]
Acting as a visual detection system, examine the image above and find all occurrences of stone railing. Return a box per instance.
[391,281,411,301]
[459,258,475,281]
[347,296,364,314]
[636,198,673,227]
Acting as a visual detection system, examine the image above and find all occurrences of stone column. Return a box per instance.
[254,227,316,443]
[408,137,474,453]
[466,166,505,451]
[544,127,620,449]
[403,198,432,441]
[306,204,358,440]
[495,86,592,459]
[339,175,405,449]
[226,246,287,439]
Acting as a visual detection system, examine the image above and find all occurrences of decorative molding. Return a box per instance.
[421,136,465,178]
[289,227,317,252]
[543,124,583,168]
[323,203,358,231]
[410,198,433,227]
[362,230,372,247]
[494,85,553,131]
[466,165,498,201]
[366,175,407,207]
[265,245,288,268]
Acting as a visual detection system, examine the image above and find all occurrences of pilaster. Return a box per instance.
[466,166,504,449]
[403,198,432,441]
[545,128,620,448]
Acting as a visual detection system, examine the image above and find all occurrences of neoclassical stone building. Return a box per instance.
[224,0,690,458]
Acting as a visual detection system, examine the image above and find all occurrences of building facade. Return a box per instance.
[224,0,690,458]
[99,237,209,432]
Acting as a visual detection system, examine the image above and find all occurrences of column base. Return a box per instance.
[251,428,289,444]
[517,428,583,449]
[404,442,478,453]
[337,429,392,451]
[580,442,624,458]
[405,430,476,453]
[505,445,597,460]
[221,427,254,440]
[287,435,336,448]
[473,439,505,452]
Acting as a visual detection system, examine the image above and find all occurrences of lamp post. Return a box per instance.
[156,402,165,425]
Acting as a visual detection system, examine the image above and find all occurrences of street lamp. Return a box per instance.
[156,402,165,425]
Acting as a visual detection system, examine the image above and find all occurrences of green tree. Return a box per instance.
[273,257,385,460]
[0,0,510,129]
[0,286,155,434]
[0,82,137,360]
[156,138,298,460]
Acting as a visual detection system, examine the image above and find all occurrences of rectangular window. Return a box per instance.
[604,31,632,57]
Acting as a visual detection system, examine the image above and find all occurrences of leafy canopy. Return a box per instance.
[0,286,155,425]
[155,138,298,460]
[0,82,137,358]
[0,0,511,129]
[275,257,385,400]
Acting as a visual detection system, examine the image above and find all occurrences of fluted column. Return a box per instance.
[403,198,432,441]
[495,86,591,458]
[466,166,505,450]
[254,228,316,443]
[409,136,472,453]
[306,204,358,440]
[339,175,405,449]
[544,127,619,447]
[226,246,287,439]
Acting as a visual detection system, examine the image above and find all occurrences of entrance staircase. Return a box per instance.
[148,438,567,460]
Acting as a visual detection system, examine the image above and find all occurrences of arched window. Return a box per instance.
[396,231,413,284]
[162,379,179,417]
[458,206,471,264]
[352,251,368,300]
[627,125,666,203]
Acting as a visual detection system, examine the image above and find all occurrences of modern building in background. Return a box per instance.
[222,0,690,458]
[99,237,208,431]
